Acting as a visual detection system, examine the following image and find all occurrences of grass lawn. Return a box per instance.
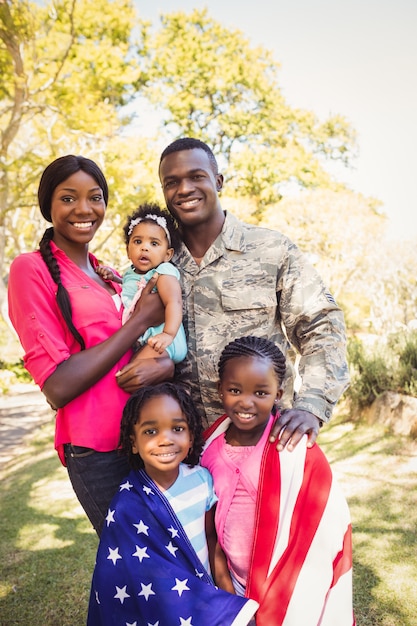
[1,405,416,625]
[319,410,417,626]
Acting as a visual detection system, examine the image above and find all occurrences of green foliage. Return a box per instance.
[347,337,395,407]
[347,331,417,407]
[145,8,357,216]
[0,360,31,393]
[388,331,417,396]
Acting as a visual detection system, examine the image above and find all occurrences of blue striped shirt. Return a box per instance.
[164,464,217,572]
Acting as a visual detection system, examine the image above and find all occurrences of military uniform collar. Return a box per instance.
[173,211,246,272]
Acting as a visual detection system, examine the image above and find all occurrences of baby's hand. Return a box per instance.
[96,265,117,281]
[147,332,174,354]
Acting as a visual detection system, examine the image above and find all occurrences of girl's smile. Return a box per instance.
[130,394,192,489]
[219,355,282,445]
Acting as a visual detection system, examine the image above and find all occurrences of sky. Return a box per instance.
[135,0,417,241]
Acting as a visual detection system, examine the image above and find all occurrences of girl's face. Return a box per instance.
[219,356,283,438]
[130,394,192,488]
[50,170,106,249]
[127,221,173,274]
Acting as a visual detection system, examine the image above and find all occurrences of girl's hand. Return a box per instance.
[96,265,117,282]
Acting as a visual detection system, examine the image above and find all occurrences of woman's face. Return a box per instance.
[50,170,106,248]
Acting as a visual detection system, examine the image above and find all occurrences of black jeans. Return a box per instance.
[64,444,130,537]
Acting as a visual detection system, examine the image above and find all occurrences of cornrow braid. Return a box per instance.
[39,227,86,350]
[118,383,204,471]
[218,336,286,387]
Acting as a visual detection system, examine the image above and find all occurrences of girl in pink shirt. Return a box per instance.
[201,336,355,626]
[8,155,172,535]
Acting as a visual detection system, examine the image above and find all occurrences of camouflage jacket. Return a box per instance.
[172,212,349,427]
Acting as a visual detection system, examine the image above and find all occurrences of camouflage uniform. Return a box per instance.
[172,212,349,427]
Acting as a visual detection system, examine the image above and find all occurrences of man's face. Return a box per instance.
[159,148,223,228]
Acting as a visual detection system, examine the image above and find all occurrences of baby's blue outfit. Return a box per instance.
[121,262,187,364]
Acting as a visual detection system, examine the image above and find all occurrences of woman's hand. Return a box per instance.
[128,273,165,329]
[116,353,174,393]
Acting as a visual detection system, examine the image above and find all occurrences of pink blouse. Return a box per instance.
[201,415,274,585]
[8,244,131,465]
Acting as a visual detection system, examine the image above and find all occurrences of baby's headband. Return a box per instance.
[127,214,171,246]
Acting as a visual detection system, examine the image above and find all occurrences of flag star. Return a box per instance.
[119,479,133,491]
[126,622,137,626]
[107,546,122,565]
[171,578,190,597]
[138,582,155,601]
[165,541,178,557]
[167,525,179,538]
[143,485,154,496]
[114,585,130,604]
[195,568,204,578]
[147,622,159,626]
[132,545,150,562]
[179,616,193,625]
[95,590,100,604]
[106,508,116,526]
[133,520,149,535]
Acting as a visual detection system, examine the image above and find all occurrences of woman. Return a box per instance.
[8,155,173,535]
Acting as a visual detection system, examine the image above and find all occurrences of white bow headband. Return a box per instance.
[127,214,171,246]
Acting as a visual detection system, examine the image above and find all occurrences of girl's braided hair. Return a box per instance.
[37,155,109,351]
[119,382,204,471]
[218,336,287,414]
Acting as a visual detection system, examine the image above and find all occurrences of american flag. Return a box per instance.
[203,415,356,626]
[87,469,258,626]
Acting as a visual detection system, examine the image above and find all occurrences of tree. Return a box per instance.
[259,188,387,329]
[144,9,357,217]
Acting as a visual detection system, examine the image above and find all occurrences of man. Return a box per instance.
[118,137,349,450]
[157,137,349,450]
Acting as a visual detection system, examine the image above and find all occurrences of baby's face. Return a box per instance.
[127,221,173,274]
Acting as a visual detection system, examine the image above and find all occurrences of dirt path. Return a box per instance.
[0,384,54,469]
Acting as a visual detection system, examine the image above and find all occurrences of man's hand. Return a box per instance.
[116,353,174,393]
[269,409,322,451]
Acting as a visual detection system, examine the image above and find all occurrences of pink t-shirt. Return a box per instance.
[201,415,274,586]
[8,244,131,465]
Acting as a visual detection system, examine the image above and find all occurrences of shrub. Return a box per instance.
[346,331,417,408]
[0,359,32,383]
[393,332,417,396]
[347,337,395,408]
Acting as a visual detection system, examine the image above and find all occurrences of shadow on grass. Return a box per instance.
[0,450,97,626]
[353,551,415,626]
[320,414,417,626]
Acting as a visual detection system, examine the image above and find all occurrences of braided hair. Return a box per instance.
[218,336,287,414]
[119,382,204,471]
[37,155,109,351]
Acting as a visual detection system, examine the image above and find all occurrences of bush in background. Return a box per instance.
[0,359,32,393]
[347,330,417,408]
